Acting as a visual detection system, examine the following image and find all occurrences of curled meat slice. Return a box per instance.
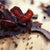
[20,9,33,23]
[10,6,23,19]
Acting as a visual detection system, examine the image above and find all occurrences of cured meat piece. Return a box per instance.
[0,4,15,21]
[3,9,15,22]
[10,6,23,19]
[1,20,16,27]
[11,6,33,23]
[20,9,33,23]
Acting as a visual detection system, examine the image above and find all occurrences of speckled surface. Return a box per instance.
[0,0,50,50]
